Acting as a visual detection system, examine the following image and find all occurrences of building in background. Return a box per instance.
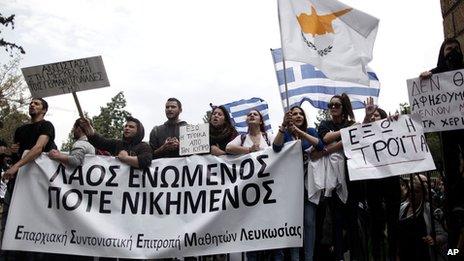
[441,0,464,43]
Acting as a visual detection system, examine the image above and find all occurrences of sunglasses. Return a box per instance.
[328,102,342,109]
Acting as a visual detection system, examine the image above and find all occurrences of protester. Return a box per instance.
[226,108,274,261]
[226,109,273,155]
[0,123,9,253]
[398,174,448,261]
[362,98,401,261]
[3,98,57,180]
[199,105,238,261]
[421,38,464,251]
[80,116,152,169]
[150,98,187,159]
[273,106,324,261]
[2,98,57,260]
[209,105,238,156]
[317,93,365,261]
[48,119,95,167]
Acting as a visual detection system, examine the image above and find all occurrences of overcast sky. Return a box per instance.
[1,0,444,148]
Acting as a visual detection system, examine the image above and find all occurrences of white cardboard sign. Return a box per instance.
[341,114,436,181]
[407,69,464,132]
[22,56,110,98]
[179,123,210,156]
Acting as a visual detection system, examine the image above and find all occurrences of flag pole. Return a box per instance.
[277,0,290,111]
[72,92,84,118]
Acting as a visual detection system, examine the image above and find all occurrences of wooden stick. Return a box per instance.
[277,3,290,111]
[72,92,84,118]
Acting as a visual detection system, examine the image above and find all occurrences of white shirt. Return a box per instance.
[227,133,274,150]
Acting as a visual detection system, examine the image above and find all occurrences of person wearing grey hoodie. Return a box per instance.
[79,116,153,169]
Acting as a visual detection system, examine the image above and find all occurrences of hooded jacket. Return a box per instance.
[149,120,187,158]
[88,117,153,169]
[431,38,464,74]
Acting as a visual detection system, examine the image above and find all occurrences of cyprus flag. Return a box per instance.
[278,0,379,86]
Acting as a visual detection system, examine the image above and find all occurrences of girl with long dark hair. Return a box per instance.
[226,109,272,155]
[317,93,364,261]
[209,106,238,156]
[273,106,324,261]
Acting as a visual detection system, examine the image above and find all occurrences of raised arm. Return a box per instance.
[3,134,49,179]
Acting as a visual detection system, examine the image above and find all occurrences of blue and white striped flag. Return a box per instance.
[271,48,380,110]
[222,97,273,134]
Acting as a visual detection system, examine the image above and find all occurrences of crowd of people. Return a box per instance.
[0,39,463,261]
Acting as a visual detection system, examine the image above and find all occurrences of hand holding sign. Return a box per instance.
[78,118,95,136]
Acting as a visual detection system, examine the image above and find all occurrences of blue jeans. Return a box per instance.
[304,200,316,261]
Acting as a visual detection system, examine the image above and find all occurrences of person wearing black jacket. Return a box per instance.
[421,38,464,254]
[80,116,152,169]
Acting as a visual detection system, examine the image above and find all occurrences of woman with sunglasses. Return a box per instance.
[317,93,365,261]
[226,108,273,261]
[273,106,324,261]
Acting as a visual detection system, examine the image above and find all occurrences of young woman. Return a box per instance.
[209,105,238,156]
[273,106,324,261]
[363,98,401,261]
[226,109,272,155]
[226,108,273,261]
[317,93,365,261]
[200,106,238,261]
[398,175,448,261]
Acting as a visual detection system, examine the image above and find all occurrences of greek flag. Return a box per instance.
[222,97,273,134]
[271,48,380,110]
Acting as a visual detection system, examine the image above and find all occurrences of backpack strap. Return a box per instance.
[240,134,247,146]
[262,132,270,146]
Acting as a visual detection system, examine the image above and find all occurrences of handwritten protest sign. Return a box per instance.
[179,124,210,156]
[407,69,464,132]
[2,142,303,259]
[22,56,110,98]
[340,114,436,181]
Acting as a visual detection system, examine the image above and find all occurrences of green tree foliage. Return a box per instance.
[92,92,131,139]
[399,102,411,115]
[60,92,131,151]
[0,56,29,144]
[1,13,25,55]
[314,109,330,128]
[202,110,211,124]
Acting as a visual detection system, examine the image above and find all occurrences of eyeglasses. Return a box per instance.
[328,102,342,109]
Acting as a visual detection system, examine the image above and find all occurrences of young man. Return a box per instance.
[149,97,187,158]
[3,98,57,180]
[80,116,152,169]
[1,98,57,260]
[48,119,95,167]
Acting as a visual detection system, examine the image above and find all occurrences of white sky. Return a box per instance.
[1,0,444,148]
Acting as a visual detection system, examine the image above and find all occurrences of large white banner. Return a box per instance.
[407,69,464,132]
[22,56,110,98]
[2,141,303,259]
[340,114,436,181]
